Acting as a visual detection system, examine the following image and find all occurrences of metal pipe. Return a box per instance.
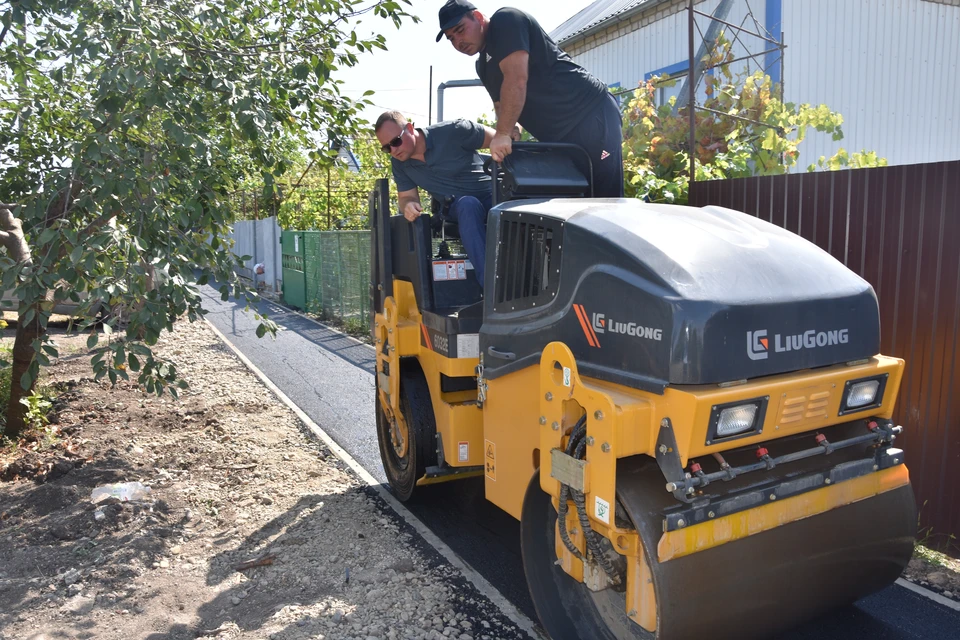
[688,0,695,186]
[673,427,900,492]
[436,78,483,122]
[691,9,782,46]
[704,47,783,71]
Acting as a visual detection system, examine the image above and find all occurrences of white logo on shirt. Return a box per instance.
[486,53,492,62]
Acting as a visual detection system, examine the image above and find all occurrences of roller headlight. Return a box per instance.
[846,380,879,407]
[706,397,769,445]
[839,374,888,415]
[716,404,758,437]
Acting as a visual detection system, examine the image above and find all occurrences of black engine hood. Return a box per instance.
[480,199,880,390]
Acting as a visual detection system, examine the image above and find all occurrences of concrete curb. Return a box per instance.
[896,578,960,611]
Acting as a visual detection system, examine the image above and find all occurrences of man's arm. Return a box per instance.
[397,188,422,222]
[492,104,523,141]
[480,125,496,149]
[491,50,529,161]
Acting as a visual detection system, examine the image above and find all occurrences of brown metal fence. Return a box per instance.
[689,161,960,547]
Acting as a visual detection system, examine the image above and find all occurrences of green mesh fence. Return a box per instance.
[300,230,370,323]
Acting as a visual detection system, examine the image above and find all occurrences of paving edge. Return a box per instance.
[895,578,960,611]
[203,317,548,640]
[261,297,375,352]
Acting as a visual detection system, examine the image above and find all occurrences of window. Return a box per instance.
[644,61,689,108]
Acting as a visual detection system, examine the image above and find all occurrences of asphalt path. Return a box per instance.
[199,285,960,640]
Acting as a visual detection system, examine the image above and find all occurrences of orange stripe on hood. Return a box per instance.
[572,304,598,348]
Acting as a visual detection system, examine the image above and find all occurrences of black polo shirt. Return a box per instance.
[391,119,491,199]
[476,7,608,141]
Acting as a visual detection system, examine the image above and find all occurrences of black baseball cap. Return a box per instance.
[436,0,477,42]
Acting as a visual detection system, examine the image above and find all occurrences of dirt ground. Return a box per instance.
[0,318,530,640]
[0,313,957,640]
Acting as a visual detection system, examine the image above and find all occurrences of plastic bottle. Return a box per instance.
[89,482,152,503]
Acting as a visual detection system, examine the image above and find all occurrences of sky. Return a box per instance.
[339,0,596,129]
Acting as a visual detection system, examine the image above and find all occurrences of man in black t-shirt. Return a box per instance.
[436,0,624,197]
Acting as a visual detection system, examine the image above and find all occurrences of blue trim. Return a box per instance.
[644,61,689,81]
[347,148,361,171]
[765,0,782,87]
[607,81,622,105]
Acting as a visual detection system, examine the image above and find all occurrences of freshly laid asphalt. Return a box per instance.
[199,285,960,640]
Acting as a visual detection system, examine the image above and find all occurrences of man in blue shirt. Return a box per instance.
[374,110,496,287]
[436,0,624,198]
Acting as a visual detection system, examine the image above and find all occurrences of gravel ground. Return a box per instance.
[0,318,532,640]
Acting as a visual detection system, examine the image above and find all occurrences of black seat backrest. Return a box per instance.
[390,215,434,312]
[499,148,590,200]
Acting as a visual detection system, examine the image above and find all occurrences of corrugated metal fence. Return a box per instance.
[690,161,960,546]
[281,230,370,324]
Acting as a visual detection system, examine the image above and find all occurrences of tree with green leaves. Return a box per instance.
[275,135,393,231]
[0,0,415,438]
[621,41,887,204]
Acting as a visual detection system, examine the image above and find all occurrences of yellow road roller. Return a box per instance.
[369,144,916,639]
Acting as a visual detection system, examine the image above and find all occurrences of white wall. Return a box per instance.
[565,0,960,168]
[228,217,283,292]
[782,0,960,167]
[571,0,771,102]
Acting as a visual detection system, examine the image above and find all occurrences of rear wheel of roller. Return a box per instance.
[520,471,653,640]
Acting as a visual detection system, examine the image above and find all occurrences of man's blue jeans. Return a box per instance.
[448,193,492,288]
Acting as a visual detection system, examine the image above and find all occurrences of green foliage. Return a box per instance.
[808,149,889,172]
[277,136,394,230]
[0,345,10,428]
[621,40,886,204]
[0,0,415,415]
[476,113,535,141]
[19,389,53,432]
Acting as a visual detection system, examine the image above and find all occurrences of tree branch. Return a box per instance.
[0,204,31,264]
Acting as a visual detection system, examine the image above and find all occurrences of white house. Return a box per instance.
[551,0,960,168]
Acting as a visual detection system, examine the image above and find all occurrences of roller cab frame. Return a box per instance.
[369,145,916,640]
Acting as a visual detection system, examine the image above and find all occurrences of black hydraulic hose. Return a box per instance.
[557,416,587,559]
[556,415,622,587]
[571,437,620,585]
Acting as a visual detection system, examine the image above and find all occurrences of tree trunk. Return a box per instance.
[5,310,42,438]
[0,204,42,439]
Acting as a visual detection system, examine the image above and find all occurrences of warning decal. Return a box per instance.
[432,260,469,281]
[458,441,469,462]
[484,439,496,481]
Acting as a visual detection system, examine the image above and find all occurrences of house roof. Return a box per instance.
[550,0,664,45]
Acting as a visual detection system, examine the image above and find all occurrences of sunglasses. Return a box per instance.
[380,132,404,153]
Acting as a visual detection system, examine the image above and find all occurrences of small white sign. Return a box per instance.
[595,496,611,524]
[464,260,474,270]
[563,367,571,387]
[446,262,459,281]
[433,262,448,281]
[457,333,480,358]
[294,235,299,253]
[457,261,466,280]
[458,441,469,462]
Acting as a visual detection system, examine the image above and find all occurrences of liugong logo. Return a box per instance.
[747,330,769,360]
[572,304,662,349]
[748,328,849,361]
